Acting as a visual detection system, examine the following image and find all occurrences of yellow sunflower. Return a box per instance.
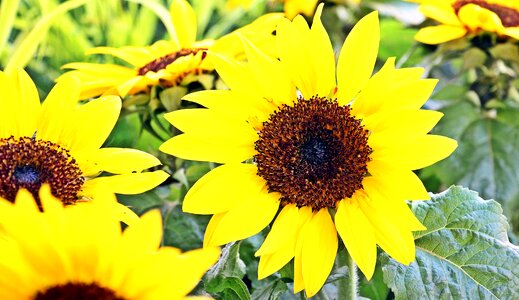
[413,0,519,44]
[160,4,457,297]
[0,186,220,300]
[0,69,168,209]
[61,0,282,100]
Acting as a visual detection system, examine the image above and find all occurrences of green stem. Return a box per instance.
[336,250,358,300]
[347,253,358,300]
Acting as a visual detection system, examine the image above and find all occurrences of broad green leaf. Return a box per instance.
[250,278,292,300]
[5,0,88,72]
[206,276,251,300]
[162,204,209,250]
[381,186,519,300]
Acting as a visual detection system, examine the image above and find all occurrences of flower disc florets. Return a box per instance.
[254,96,372,211]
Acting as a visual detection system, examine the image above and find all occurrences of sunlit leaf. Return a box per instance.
[381,186,519,299]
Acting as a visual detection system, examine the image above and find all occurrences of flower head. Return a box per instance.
[160,4,457,297]
[0,186,220,300]
[61,0,282,99]
[413,0,519,44]
[0,69,168,208]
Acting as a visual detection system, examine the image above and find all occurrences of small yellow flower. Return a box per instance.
[160,4,457,297]
[0,186,220,300]
[414,0,519,44]
[61,0,282,99]
[0,69,168,208]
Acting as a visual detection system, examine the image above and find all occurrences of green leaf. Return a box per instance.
[205,242,250,299]
[207,242,247,278]
[250,278,291,300]
[5,0,88,72]
[206,276,251,300]
[162,204,209,250]
[359,261,389,300]
[381,186,519,300]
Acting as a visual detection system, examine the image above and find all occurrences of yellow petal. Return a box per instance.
[301,209,338,297]
[371,135,457,170]
[293,207,313,293]
[165,108,258,145]
[358,194,416,265]
[255,204,299,256]
[337,11,379,103]
[170,0,197,48]
[366,163,430,201]
[159,133,256,164]
[415,25,467,44]
[284,0,318,19]
[66,96,121,155]
[208,52,259,94]
[420,3,461,26]
[310,4,336,97]
[365,109,443,139]
[80,148,163,176]
[182,90,273,124]
[240,36,295,107]
[183,164,265,214]
[258,241,295,279]
[276,15,317,98]
[335,198,377,280]
[203,189,279,246]
[503,27,519,39]
[0,69,40,139]
[37,75,80,145]
[458,4,504,32]
[81,170,169,196]
[122,209,162,252]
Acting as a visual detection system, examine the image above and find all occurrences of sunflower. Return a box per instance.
[413,0,519,44]
[0,185,220,300]
[60,0,282,100]
[0,69,168,209]
[160,4,457,297]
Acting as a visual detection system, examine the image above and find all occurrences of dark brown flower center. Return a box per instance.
[137,48,208,75]
[453,0,519,27]
[0,136,84,207]
[254,96,372,211]
[34,282,125,300]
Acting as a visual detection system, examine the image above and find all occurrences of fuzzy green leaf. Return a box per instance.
[381,186,519,300]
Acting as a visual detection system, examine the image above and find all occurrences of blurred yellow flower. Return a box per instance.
[61,0,282,99]
[227,0,318,19]
[414,0,519,44]
[160,4,456,297]
[0,69,168,208]
[0,186,220,300]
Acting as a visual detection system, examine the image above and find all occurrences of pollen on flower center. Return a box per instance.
[452,0,519,27]
[35,282,126,300]
[138,48,208,75]
[0,136,84,207]
[254,96,372,211]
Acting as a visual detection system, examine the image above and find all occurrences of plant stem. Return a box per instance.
[347,252,358,300]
